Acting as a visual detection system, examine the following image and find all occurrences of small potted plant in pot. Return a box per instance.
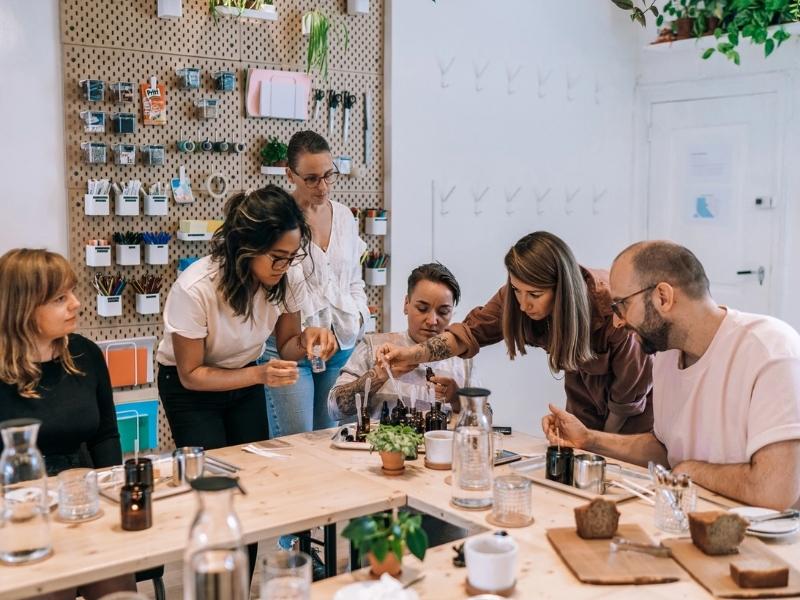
[210,0,276,21]
[260,136,288,175]
[342,509,428,578]
[366,424,423,476]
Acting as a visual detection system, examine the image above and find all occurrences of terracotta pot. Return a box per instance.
[674,17,693,40]
[379,451,405,475]
[706,16,720,35]
[368,551,402,577]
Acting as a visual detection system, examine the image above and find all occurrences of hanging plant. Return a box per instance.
[609,0,660,27]
[303,9,349,81]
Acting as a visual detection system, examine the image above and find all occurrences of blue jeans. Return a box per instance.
[260,336,354,438]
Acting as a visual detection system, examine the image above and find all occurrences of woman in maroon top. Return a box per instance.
[377,231,653,433]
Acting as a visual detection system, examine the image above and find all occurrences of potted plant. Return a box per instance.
[342,509,429,577]
[260,136,288,175]
[302,9,349,81]
[210,0,276,21]
[654,0,701,39]
[366,424,422,475]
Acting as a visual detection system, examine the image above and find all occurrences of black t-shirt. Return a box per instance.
[0,334,122,470]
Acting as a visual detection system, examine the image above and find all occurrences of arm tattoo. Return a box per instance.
[330,368,386,416]
[423,334,454,362]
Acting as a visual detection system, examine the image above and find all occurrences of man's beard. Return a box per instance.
[629,298,671,355]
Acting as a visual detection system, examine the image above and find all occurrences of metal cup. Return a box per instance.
[573,453,607,494]
[172,447,205,486]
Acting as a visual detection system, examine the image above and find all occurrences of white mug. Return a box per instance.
[464,532,518,593]
[424,430,454,465]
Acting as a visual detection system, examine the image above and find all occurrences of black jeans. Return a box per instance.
[157,364,269,450]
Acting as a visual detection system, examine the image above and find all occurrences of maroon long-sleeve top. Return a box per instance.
[446,267,653,433]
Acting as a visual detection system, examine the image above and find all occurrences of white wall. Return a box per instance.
[386,0,643,434]
[0,0,67,255]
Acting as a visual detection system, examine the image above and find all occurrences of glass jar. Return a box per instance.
[451,388,494,510]
[184,477,248,600]
[0,418,53,564]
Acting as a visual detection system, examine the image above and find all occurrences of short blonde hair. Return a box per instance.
[0,249,81,398]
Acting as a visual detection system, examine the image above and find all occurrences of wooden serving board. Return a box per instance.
[547,524,683,584]
[662,538,800,598]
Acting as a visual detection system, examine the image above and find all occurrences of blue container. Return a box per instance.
[214,71,235,92]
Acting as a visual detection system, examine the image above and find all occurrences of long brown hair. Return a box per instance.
[502,232,594,372]
[0,249,82,398]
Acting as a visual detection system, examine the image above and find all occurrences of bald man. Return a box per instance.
[543,241,800,509]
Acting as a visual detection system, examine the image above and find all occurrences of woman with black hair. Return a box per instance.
[156,185,337,448]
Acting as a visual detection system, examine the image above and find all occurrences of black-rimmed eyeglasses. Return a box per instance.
[609,285,657,319]
[267,252,307,270]
[291,167,340,189]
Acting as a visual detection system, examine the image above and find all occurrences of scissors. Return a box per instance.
[312,88,324,119]
[328,90,342,135]
[342,91,356,143]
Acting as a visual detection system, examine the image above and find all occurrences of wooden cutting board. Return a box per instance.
[546,524,684,584]
[662,538,800,598]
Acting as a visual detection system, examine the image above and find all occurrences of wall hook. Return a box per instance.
[473,60,490,92]
[534,187,551,215]
[439,183,456,216]
[566,70,580,102]
[592,187,607,216]
[472,186,490,216]
[506,63,523,95]
[565,187,580,215]
[537,68,552,99]
[438,56,456,89]
[505,186,522,215]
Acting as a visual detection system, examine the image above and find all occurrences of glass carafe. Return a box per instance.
[0,418,53,564]
[451,388,494,509]
[184,476,248,600]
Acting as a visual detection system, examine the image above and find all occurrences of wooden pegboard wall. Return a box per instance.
[61,0,385,449]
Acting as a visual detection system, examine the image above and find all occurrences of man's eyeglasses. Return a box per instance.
[291,167,340,189]
[267,252,307,270]
[610,285,657,319]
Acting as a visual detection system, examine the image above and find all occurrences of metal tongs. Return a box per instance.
[609,536,672,558]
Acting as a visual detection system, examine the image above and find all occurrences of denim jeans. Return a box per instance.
[259,336,354,438]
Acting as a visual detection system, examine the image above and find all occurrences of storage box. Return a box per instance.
[141,144,165,166]
[84,194,110,216]
[365,267,387,286]
[365,313,377,333]
[115,194,140,216]
[113,144,136,165]
[86,245,112,267]
[365,216,387,235]
[144,243,168,265]
[144,194,168,216]
[135,293,160,315]
[116,244,141,266]
[111,112,136,134]
[97,294,123,317]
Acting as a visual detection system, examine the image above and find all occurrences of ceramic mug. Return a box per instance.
[424,430,454,466]
[464,532,518,593]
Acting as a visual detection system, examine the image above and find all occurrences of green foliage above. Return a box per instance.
[209,0,272,21]
[342,511,429,563]
[304,9,349,82]
[365,424,423,456]
[611,0,660,26]
[260,136,287,166]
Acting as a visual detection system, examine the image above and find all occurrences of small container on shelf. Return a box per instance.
[213,71,235,92]
[135,293,160,315]
[365,214,387,235]
[80,79,105,102]
[82,142,108,165]
[110,81,135,104]
[144,194,168,216]
[97,294,122,318]
[111,112,136,134]
[177,67,201,90]
[115,194,140,217]
[116,244,141,266]
[84,194,110,216]
[86,244,112,267]
[80,111,106,133]
[365,267,387,286]
[195,98,220,119]
[113,144,136,166]
[144,243,169,265]
[141,144,165,166]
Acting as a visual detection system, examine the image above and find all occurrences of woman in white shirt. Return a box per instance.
[260,130,370,437]
[157,185,337,449]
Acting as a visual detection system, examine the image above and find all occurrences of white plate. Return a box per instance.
[729,507,800,538]
[5,487,58,510]
[332,581,419,600]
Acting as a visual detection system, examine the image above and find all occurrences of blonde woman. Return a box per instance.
[378,232,654,434]
[0,248,136,599]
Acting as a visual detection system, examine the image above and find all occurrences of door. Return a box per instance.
[646,93,781,314]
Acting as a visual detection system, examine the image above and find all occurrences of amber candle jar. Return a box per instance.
[120,457,153,531]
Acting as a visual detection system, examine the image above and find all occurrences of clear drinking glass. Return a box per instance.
[260,551,311,600]
[0,418,52,564]
[190,548,248,600]
[654,480,697,533]
[310,345,326,373]
[490,475,533,527]
[57,468,99,521]
[452,388,494,509]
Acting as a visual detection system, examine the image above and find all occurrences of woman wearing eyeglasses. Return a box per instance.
[258,130,371,438]
[157,185,337,449]
[377,231,654,434]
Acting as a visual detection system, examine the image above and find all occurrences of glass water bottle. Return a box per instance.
[184,476,248,600]
[0,418,53,564]
[451,388,494,509]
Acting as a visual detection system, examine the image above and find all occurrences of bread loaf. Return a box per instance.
[730,559,789,589]
[688,511,747,555]
[574,498,620,539]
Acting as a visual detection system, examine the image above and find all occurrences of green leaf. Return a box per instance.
[656,14,664,26]
[611,0,634,9]
[717,42,734,52]
[728,32,739,46]
[634,9,647,26]
[390,537,403,562]
[733,51,741,65]
[765,37,776,55]
[406,528,429,561]
[702,48,715,59]
[371,536,389,562]
[650,5,659,17]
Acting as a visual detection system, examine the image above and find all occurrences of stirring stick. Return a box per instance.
[364,377,371,415]
[384,363,401,402]
[556,423,561,452]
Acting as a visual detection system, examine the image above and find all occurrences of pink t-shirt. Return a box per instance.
[654,308,800,467]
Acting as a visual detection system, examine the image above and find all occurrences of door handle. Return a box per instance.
[736,266,765,286]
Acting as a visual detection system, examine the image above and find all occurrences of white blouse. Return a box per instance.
[300,200,370,350]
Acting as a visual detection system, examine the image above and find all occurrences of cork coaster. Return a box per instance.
[424,458,451,470]
[465,577,515,597]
